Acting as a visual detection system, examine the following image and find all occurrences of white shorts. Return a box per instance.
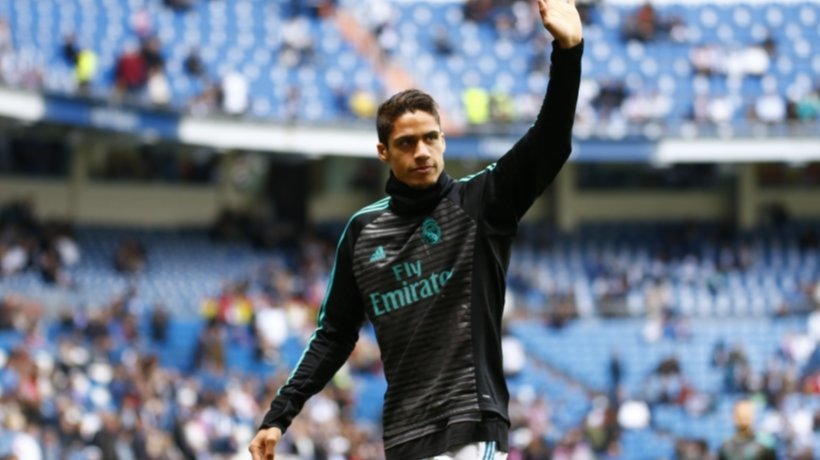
[428,441,507,460]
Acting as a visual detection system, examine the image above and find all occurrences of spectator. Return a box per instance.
[194,320,226,371]
[706,94,736,125]
[38,246,67,285]
[280,16,315,68]
[348,88,378,119]
[183,47,205,78]
[188,79,222,117]
[113,237,147,274]
[622,2,659,42]
[432,25,454,56]
[724,345,753,393]
[61,34,78,66]
[332,85,353,118]
[1,239,28,276]
[552,429,595,460]
[501,332,526,376]
[794,86,820,122]
[149,304,169,344]
[463,0,493,23]
[131,7,153,39]
[221,71,249,116]
[164,0,195,11]
[50,225,80,268]
[691,44,726,77]
[609,351,623,399]
[1,410,43,460]
[511,1,540,41]
[675,439,711,460]
[0,18,14,85]
[718,400,776,460]
[592,80,627,121]
[284,85,302,121]
[753,82,786,125]
[584,397,620,454]
[114,43,147,97]
[576,0,600,25]
[287,0,334,19]
[0,18,10,52]
[140,37,164,71]
[736,44,771,78]
[622,89,672,124]
[146,66,171,107]
[367,0,397,59]
[91,412,128,459]
[617,400,650,430]
[74,47,97,96]
[760,35,777,58]
[254,301,288,363]
[463,86,491,125]
[490,89,516,124]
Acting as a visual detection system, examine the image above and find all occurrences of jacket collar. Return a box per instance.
[385,171,453,216]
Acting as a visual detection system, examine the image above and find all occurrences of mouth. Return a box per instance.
[414,165,434,174]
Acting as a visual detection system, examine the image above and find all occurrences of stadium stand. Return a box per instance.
[1,195,818,457]
[0,0,817,133]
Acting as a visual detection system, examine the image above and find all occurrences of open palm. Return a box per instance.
[537,0,583,49]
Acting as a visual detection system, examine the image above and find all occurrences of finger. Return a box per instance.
[264,436,278,460]
[249,439,263,460]
[537,0,548,18]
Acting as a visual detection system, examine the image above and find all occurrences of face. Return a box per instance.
[377,110,445,188]
[733,401,754,430]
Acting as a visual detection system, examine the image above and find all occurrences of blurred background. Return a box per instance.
[0,0,818,458]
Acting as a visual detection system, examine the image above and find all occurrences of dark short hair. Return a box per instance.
[376,89,441,145]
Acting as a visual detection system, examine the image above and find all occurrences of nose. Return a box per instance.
[414,142,431,161]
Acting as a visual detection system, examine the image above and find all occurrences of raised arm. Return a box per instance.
[482,0,583,230]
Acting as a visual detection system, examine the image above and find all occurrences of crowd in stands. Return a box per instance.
[0,200,79,288]
[0,242,595,458]
[0,0,817,133]
[511,218,820,325]
[1,197,820,458]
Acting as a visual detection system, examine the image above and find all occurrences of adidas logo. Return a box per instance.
[369,245,386,262]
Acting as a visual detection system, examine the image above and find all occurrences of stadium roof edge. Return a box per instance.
[0,86,817,163]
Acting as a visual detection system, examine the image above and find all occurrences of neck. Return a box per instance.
[385,172,452,216]
[737,427,753,437]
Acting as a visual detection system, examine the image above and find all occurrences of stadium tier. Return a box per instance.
[1,220,819,458]
[0,0,817,130]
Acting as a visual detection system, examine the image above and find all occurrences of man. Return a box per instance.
[250,0,583,458]
[718,400,777,460]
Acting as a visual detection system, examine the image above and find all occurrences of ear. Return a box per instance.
[377,143,389,163]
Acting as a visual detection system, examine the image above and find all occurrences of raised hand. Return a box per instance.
[537,0,583,49]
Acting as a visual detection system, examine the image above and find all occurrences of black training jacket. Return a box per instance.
[260,41,583,460]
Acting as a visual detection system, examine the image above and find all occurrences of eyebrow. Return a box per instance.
[393,131,441,144]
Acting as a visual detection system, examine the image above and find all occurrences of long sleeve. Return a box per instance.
[259,229,365,432]
[483,40,583,231]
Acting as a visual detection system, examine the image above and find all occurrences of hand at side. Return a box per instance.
[249,426,282,460]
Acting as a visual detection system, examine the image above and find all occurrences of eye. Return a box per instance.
[397,138,413,148]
